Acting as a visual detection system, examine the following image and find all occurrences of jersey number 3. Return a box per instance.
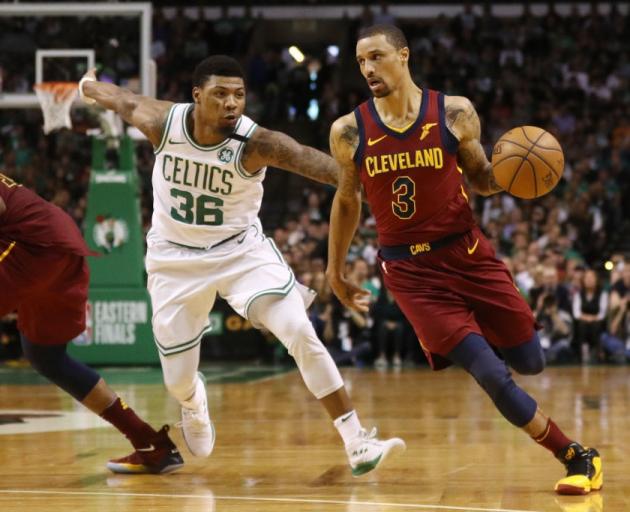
[170,188,223,225]
[392,176,416,219]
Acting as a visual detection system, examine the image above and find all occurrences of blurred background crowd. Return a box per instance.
[0,2,628,367]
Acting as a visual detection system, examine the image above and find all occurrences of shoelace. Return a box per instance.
[357,427,379,444]
[566,452,594,477]
[176,406,210,430]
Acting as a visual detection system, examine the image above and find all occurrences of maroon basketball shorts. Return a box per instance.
[0,239,89,344]
[378,227,536,369]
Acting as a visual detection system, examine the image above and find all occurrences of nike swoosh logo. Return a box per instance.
[367,134,387,146]
[169,138,186,144]
[137,444,156,452]
[340,411,355,423]
[467,238,479,255]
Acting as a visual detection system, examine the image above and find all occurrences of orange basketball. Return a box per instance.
[491,126,564,199]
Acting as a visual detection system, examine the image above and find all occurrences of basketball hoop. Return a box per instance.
[33,82,78,134]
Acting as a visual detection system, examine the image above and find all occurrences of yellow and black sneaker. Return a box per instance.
[554,442,603,495]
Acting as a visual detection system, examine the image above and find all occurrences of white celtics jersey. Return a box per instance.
[151,104,266,248]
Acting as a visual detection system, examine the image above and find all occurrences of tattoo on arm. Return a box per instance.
[445,107,466,130]
[339,125,359,151]
[486,170,502,192]
[330,121,362,200]
[446,97,500,196]
[87,83,170,147]
[244,132,291,163]
[445,101,480,138]
[459,143,501,195]
[457,147,480,172]
[243,129,339,186]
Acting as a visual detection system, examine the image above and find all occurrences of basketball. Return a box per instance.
[491,126,564,199]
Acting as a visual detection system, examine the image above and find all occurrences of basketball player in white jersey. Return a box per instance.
[79,56,404,476]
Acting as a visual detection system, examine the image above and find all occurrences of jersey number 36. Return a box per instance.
[170,188,223,226]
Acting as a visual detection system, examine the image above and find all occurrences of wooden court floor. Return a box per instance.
[0,364,627,512]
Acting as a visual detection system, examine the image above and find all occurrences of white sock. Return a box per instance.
[333,410,362,445]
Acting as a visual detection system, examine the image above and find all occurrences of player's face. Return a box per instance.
[356,34,409,98]
[193,75,246,134]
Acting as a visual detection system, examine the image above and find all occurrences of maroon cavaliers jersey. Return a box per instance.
[354,89,475,247]
[0,173,92,255]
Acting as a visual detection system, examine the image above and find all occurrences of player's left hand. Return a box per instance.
[82,67,98,81]
[327,275,371,313]
[78,67,98,105]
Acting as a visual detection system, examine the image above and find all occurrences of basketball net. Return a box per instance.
[33,82,78,134]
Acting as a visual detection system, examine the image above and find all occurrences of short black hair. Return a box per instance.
[358,24,408,50]
[192,55,245,88]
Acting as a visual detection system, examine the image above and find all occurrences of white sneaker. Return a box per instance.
[346,427,406,477]
[178,373,215,457]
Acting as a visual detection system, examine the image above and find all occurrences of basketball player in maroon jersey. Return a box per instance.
[326,25,601,495]
[0,173,182,474]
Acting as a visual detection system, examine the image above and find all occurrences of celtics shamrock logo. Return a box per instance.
[218,147,234,163]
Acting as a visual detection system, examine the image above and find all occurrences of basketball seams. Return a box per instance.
[496,138,561,180]
[493,155,525,190]
[521,126,563,151]
[500,156,526,193]
[502,130,546,195]
[510,158,535,198]
[533,141,563,151]
[520,126,535,145]
[491,143,528,168]
[530,159,537,198]
[529,150,562,181]
[507,158,525,194]
[501,137,560,155]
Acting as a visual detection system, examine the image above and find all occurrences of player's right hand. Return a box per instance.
[327,275,371,313]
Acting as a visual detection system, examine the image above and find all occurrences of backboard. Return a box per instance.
[0,2,153,109]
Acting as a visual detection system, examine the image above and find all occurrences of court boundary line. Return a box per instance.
[0,489,541,512]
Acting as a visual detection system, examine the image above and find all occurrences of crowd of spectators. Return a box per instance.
[1,3,629,367]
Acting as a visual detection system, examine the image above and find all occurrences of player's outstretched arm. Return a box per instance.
[325,115,370,313]
[445,96,502,197]
[79,68,173,147]
[241,127,339,187]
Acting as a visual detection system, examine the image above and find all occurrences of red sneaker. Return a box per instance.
[107,425,184,474]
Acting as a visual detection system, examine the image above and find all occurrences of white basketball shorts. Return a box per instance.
[145,221,314,356]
